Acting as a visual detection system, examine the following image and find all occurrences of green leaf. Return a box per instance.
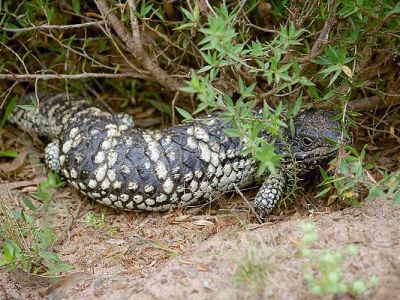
[328,69,342,87]
[3,240,16,260]
[392,190,400,205]
[292,95,302,116]
[0,95,17,129]
[176,107,193,120]
[255,142,281,175]
[0,150,18,157]
[146,99,172,117]
[308,86,321,101]
[365,185,385,201]
[181,7,195,21]
[180,73,201,94]
[299,76,315,86]
[193,102,209,114]
[139,0,153,17]
[320,65,340,78]
[342,180,356,191]
[249,40,264,57]
[224,127,241,137]
[17,95,39,111]
[289,118,295,137]
[46,8,55,22]
[180,85,198,93]
[72,0,80,14]
[319,166,329,180]
[322,90,335,101]
[39,251,59,263]
[37,224,57,248]
[390,3,400,14]
[315,187,332,198]
[198,65,213,73]
[43,263,74,276]
[23,196,36,210]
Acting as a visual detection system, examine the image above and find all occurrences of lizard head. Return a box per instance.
[287,109,350,173]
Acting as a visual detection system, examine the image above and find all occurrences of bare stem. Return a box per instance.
[0,72,147,81]
[1,21,106,32]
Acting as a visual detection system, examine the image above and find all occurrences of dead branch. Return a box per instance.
[93,0,183,92]
[316,94,400,112]
[347,96,382,112]
[0,72,148,81]
[0,21,106,32]
[347,95,400,112]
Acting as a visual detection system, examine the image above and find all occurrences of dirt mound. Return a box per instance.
[82,198,399,300]
[1,196,397,299]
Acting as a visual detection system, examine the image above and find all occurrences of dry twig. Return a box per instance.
[233,184,263,224]
[0,21,106,32]
[0,72,148,81]
[94,0,183,91]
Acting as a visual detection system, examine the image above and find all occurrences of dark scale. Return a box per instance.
[9,93,347,221]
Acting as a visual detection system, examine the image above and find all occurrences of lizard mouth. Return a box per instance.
[290,146,339,173]
[280,145,338,165]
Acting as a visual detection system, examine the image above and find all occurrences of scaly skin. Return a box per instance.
[8,93,343,220]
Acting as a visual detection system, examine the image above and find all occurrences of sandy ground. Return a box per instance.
[0,181,399,299]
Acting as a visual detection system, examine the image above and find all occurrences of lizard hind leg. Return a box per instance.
[44,140,61,173]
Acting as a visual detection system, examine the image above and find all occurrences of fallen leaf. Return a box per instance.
[174,215,190,222]
[197,263,210,272]
[343,191,355,198]
[0,177,46,198]
[327,194,337,205]
[134,108,156,119]
[135,118,162,128]
[42,272,93,297]
[342,65,353,78]
[0,147,29,173]
[390,126,395,136]
[193,220,214,226]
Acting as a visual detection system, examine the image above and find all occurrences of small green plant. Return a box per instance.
[299,222,377,297]
[234,241,272,298]
[366,171,400,204]
[150,241,179,258]
[317,145,368,206]
[179,6,310,176]
[0,171,72,276]
[85,211,107,228]
[318,144,400,207]
[85,211,116,234]
[33,171,64,203]
[0,176,72,276]
[177,1,399,208]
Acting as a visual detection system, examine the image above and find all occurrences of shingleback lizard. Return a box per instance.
[8,93,346,221]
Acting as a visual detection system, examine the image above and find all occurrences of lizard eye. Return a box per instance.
[302,136,313,147]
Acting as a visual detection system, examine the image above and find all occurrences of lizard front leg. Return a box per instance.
[254,169,286,221]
